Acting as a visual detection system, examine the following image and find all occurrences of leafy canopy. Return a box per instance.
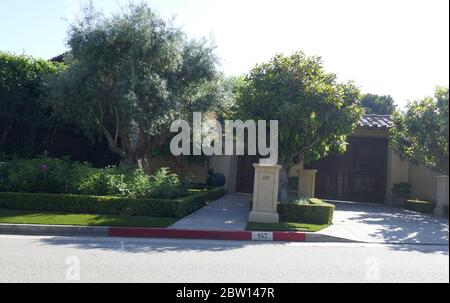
[390,87,449,175]
[235,52,363,167]
[0,51,63,154]
[361,94,396,115]
[48,2,229,167]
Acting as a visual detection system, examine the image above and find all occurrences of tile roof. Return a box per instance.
[358,115,393,129]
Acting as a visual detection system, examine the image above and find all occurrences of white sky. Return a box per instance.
[1,0,449,108]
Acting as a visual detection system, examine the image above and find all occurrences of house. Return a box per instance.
[149,114,440,205]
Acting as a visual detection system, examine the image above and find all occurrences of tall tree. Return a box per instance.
[49,3,226,168]
[391,87,449,175]
[236,52,363,202]
[0,52,62,155]
[361,94,396,115]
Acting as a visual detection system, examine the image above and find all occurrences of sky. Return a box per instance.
[0,0,449,108]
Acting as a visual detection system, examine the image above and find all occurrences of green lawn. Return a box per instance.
[0,209,177,228]
[246,222,329,232]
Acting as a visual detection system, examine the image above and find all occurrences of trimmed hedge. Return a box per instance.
[0,192,209,219]
[188,185,227,202]
[278,198,335,225]
[404,200,436,214]
[205,187,227,201]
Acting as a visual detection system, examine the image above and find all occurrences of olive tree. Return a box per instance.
[391,87,449,175]
[236,52,363,202]
[49,3,227,168]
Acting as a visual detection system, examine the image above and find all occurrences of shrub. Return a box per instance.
[146,168,187,199]
[0,157,89,194]
[0,158,188,199]
[0,191,210,218]
[404,200,436,214]
[188,184,227,201]
[205,187,227,201]
[278,198,335,225]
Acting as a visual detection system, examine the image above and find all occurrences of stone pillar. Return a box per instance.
[249,164,281,224]
[298,169,318,199]
[434,176,449,218]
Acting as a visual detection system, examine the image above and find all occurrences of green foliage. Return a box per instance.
[361,94,396,115]
[391,182,412,198]
[235,52,363,167]
[0,52,63,156]
[390,87,449,175]
[205,187,227,201]
[0,158,187,199]
[278,198,335,225]
[404,200,436,214]
[48,2,230,167]
[189,185,227,201]
[0,191,209,218]
[0,157,87,194]
[0,209,177,228]
[146,168,187,199]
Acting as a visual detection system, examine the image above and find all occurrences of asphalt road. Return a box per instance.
[0,235,448,283]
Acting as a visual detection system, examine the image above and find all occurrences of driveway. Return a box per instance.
[170,195,251,231]
[322,201,449,245]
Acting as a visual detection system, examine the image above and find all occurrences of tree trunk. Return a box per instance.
[119,151,147,169]
[279,166,289,203]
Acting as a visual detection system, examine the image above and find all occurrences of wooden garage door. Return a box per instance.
[306,137,388,203]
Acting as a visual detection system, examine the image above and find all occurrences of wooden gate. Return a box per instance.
[306,137,388,203]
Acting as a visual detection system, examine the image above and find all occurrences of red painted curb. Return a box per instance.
[108,227,306,242]
[273,232,306,242]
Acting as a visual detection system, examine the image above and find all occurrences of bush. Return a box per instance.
[188,185,227,201]
[278,198,335,225]
[0,157,89,194]
[0,191,210,218]
[404,200,436,214]
[0,157,187,199]
[146,168,187,199]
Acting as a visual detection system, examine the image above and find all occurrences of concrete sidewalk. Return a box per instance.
[169,195,251,231]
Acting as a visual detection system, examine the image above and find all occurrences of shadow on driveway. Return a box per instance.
[322,201,449,253]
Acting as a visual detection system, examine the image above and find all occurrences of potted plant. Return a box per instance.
[391,182,412,206]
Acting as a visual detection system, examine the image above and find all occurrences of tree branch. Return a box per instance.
[97,122,125,157]
[114,107,120,144]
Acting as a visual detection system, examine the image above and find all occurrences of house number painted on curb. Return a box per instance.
[252,232,274,241]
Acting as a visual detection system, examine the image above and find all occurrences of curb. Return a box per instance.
[0,223,108,237]
[0,223,353,243]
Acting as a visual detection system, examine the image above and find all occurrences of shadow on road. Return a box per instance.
[38,237,287,254]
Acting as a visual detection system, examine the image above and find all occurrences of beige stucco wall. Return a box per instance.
[409,163,440,202]
[385,148,410,204]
